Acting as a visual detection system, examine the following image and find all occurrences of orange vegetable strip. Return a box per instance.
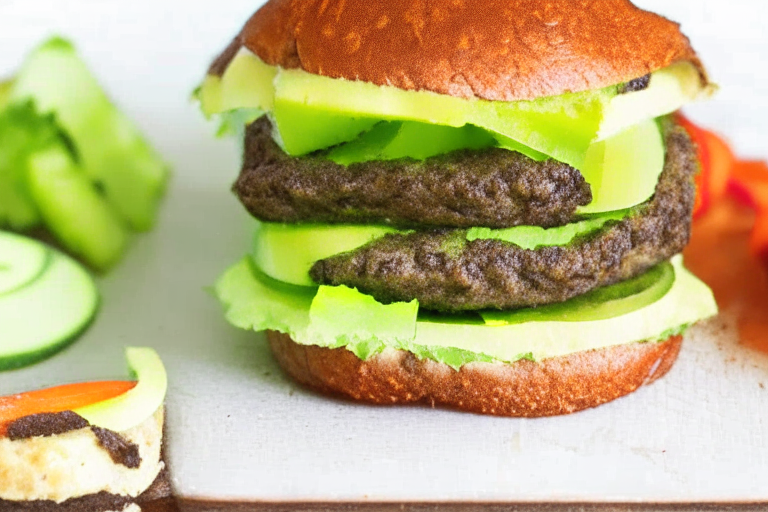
[732,161,768,210]
[751,211,768,268]
[0,380,136,436]
[701,129,735,204]
[676,114,712,218]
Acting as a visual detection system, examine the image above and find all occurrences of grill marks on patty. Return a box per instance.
[309,121,697,311]
[236,117,592,229]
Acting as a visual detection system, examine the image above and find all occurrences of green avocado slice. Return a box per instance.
[74,347,167,432]
[216,255,717,369]
[198,50,712,169]
[252,222,402,287]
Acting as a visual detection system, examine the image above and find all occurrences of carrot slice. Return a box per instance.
[0,380,136,436]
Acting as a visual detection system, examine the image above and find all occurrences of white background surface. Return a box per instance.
[1,0,768,503]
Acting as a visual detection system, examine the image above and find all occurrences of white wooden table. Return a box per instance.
[1,1,767,508]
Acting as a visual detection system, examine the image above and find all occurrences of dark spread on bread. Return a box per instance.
[91,426,142,469]
[6,411,142,469]
[6,411,89,440]
[0,468,176,512]
[619,74,651,94]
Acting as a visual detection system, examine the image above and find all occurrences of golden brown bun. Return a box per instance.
[237,0,705,101]
[268,332,682,417]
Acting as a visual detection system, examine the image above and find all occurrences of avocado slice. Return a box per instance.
[198,50,712,169]
[27,146,128,271]
[74,347,167,432]
[253,221,400,287]
[577,118,665,214]
[9,37,169,232]
[198,47,276,117]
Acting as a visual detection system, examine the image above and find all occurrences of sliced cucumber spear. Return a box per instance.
[0,231,99,372]
[28,146,127,271]
[9,37,169,232]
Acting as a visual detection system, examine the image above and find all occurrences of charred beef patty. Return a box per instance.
[309,121,697,312]
[236,117,592,229]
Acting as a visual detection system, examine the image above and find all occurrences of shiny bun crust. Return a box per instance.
[237,0,705,101]
[268,332,683,417]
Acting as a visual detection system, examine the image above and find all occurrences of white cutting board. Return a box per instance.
[1,0,767,504]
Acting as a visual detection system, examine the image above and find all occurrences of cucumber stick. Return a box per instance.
[27,146,128,271]
[10,37,169,231]
[0,231,99,371]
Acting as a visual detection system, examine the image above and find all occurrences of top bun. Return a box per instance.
[237,0,705,101]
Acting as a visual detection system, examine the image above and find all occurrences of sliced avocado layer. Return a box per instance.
[75,347,167,432]
[198,50,711,170]
[251,210,631,287]
[216,255,717,369]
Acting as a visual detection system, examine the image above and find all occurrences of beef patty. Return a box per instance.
[236,117,592,229]
[309,120,697,312]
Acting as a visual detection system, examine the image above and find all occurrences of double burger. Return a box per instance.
[201,0,718,416]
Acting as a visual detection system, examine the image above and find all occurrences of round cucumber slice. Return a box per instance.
[0,249,99,371]
[0,231,50,296]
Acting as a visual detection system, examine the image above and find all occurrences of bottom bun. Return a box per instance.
[267,332,682,417]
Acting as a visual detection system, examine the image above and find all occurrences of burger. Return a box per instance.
[200,0,718,416]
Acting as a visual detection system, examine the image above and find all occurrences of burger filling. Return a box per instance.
[201,47,718,368]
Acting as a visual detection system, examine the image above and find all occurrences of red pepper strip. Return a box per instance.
[0,380,137,437]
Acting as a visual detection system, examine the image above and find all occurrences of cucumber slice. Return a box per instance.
[252,222,400,286]
[0,231,50,296]
[74,347,167,432]
[27,146,128,271]
[0,247,99,371]
[480,261,675,325]
[10,37,169,231]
